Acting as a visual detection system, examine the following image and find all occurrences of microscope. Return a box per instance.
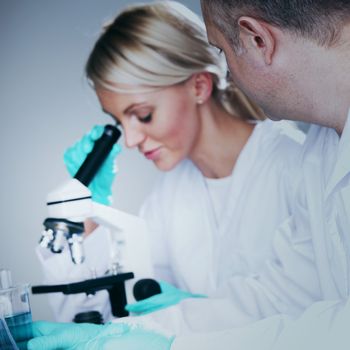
[32,125,161,322]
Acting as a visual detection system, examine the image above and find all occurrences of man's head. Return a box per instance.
[201,0,350,129]
[202,1,350,50]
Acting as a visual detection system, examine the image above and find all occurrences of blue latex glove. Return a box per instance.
[64,125,121,205]
[27,321,174,350]
[126,281,206,315]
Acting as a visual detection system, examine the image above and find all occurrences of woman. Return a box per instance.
[37,1,306,335]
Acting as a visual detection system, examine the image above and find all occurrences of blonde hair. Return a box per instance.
[86,1,265,120]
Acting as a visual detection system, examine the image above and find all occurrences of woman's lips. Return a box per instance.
[144,147,161,160]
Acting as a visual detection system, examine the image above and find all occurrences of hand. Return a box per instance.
[126,281,206,315]
[27,321,105,349]
[28,321,174,350]
[64,125,121,205]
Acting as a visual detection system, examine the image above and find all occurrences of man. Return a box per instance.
[201,0,350,134]
[28,1,350,349]
[176,0,350,348]
[176,1,350,347]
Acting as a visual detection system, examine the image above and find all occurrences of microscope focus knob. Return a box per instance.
[133,279,161,301]
[73,311,104,324]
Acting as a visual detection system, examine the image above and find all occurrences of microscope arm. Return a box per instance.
[91,202,147,234]
[90,202,155,280]
[31,274,133,295]
[32,273,134,318]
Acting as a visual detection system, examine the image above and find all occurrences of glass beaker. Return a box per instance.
[0,284,33,350]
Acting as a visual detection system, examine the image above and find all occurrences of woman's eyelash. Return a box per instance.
[138,113,152,123]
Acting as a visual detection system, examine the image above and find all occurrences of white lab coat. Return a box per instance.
[37,119,306,328]
[170,109,350,349]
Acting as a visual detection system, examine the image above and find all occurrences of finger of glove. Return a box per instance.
[63,125,105,172]
[64,134,93,175]
[29,323,104,350]
[125,304,160,314]
[28,334,74,350]
[84,126,120,162]
[100,153,118,178]
[159,281,180,294]
[125,294,179,314]
[111,143,122,157]
[89,159,117,205]
[89,175,112,205]
[159,281,205,298]
[82,322,131,348]
[91,191,111,206]
[93,322,130,338]
[70,132,95,159]
[90,125,104,141]
[126,290,207,314]
[64,147,80,176]
[89,325,174,350]
[31,321,67,337]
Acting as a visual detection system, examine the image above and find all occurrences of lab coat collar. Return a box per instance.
[325,108,350,198]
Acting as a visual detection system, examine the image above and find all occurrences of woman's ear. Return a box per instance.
[237,16,276,65]
[192,72,213,105]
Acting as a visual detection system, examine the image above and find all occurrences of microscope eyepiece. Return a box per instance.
[74,124,121,186]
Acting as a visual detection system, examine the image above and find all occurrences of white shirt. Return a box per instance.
[204,175,233,226]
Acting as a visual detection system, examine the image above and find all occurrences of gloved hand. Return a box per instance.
[27,321,104,349]
[27,321,174,350]
[64,125,121,205]
[126,280,206,315]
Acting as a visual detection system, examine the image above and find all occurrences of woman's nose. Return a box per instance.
[124,125,146,148]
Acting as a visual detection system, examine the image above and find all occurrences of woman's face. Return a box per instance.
[96,80,201,171]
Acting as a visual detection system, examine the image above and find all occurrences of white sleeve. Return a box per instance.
[137,210,320,335]
[172,299,350,350]
[139,190,176,286]
[137,170,320,334]
[35,226,112,322]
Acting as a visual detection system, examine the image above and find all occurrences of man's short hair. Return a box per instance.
[202,0,350,49]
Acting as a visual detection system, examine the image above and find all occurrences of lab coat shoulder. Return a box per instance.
[250,119,305,172]
[249,119,306,209]
[261,119,305,169]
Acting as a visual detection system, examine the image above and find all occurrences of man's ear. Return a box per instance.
[237,16,276,65]
[191,72,213,104]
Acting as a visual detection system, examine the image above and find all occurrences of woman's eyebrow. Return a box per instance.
[123,102,148,115]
